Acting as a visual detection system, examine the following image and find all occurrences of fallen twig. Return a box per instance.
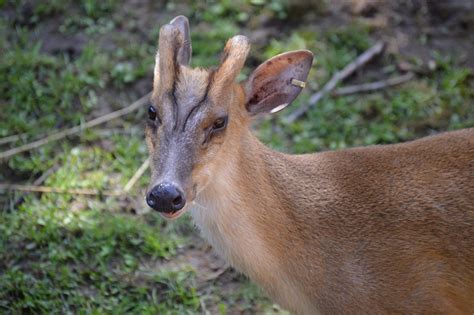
[333,72,415,96]
[0,183,124,197]
[0,93,151,161]
[0,133,29,146]
[199,298,209,315]
[286,41,385,123]
[13,164,60,207]
[32,165,60,186]
[202,264,231,282]
[123,158,150,192]
[94,127,144,137]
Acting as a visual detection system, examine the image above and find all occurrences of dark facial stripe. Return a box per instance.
[171,74,179,131]
[171,39,181,131]
[182,70,215,132]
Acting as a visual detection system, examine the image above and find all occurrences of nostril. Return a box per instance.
[146,193,156,207]
[172,195,183,206]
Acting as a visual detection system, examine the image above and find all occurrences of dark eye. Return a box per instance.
[212,116,228,131]
[148,105,157,121]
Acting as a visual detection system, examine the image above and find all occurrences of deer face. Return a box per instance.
[145,65,242,219]
[145,16,312,219]
[145,17,249,219]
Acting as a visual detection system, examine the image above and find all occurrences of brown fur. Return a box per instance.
[147,16,474,314]
[193,86,474,314]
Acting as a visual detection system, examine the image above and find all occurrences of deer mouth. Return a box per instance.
[158,208,186,220]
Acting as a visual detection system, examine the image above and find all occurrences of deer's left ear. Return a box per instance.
[245,50,313,115]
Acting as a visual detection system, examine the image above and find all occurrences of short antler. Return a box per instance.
[170,15,192,66]
[212,35,250,96]
[153,16,192,93]
[156,24,181,94]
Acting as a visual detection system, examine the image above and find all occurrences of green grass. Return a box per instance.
[1,1,474,314]
[0,206,186,313]
[256,27,474,153]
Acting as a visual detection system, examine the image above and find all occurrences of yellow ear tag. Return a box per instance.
[291,78,306,89]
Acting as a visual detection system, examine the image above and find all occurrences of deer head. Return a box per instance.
[145,16,313,218]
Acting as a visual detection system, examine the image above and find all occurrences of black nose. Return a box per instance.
[146,183,186,213]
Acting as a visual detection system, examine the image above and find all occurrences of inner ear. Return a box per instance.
[245,50,313,115]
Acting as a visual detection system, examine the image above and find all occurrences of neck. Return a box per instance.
[191,129,315,310]
[191,130,279,264]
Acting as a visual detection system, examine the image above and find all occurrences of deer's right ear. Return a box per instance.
[245,50,313,115]
[169,15,192,66]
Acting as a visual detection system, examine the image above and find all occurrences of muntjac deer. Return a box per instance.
[145,16,474,314]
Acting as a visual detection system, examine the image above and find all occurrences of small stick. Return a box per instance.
[202,264,230,282]
[123,158,150,192]
[93,127,144,137]
[32,165,60,186]
[0,133,29,146]
[333,73,415,96]
[199,298,208,315]
[13,164,60,207]
[0,93,151,161]
[0,183,124,197]
[286,41,385,123]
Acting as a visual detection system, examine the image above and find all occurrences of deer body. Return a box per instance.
[146,16,474,314]
[192,123,474,314]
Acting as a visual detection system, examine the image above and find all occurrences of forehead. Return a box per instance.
[153,66,226,132]
[152,66,213,118]
[175,66,211,110]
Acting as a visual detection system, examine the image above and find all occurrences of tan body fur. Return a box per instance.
[191,87,474,314]
[146,16,474,314]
